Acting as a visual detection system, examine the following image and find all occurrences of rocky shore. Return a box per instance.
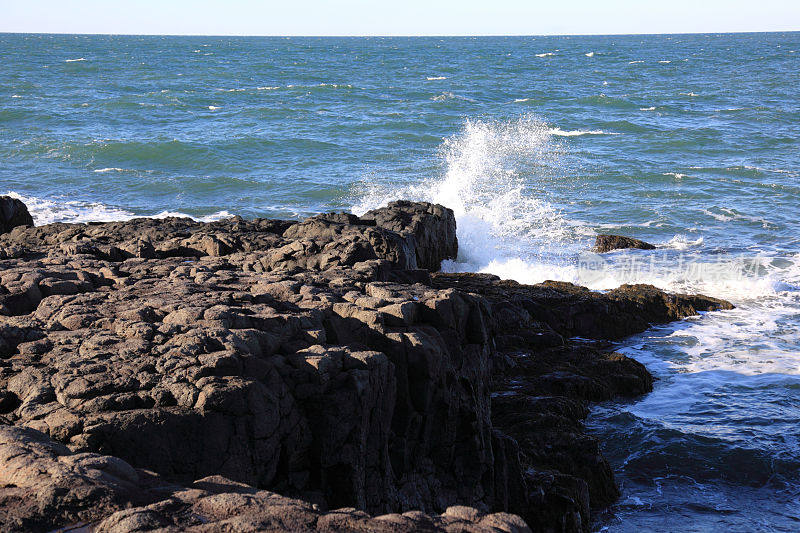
[0,198,732,532]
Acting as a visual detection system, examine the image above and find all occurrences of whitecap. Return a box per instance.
[11,95,22,98]
[216,88,246,92]
[547,128,620,136]
[207,105,220,110]
[426,76,447,80]
[680,92,699,97]
[664,234,704,250]
[659,60,672,63]
[65,58,86,62]
[535,52,555,57]
[640,106,656,111]
[628,60,644,64]
[431,92,474,102]
[663,172,685,179]
[514,98,530,103]
[585,52,595,57]
[93,168,127,173]
[257,86,280,90]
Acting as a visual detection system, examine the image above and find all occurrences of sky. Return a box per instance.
[2,0,799,36]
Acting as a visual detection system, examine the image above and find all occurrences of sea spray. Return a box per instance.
[353,115,576,272]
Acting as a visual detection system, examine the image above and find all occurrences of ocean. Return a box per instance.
[2,32,799,531]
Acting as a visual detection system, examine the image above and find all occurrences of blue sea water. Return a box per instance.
[2,32,800,531]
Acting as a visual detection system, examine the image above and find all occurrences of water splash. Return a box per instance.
[353,115,575,271]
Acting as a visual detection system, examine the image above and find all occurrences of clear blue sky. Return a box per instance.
[2,0,799,36]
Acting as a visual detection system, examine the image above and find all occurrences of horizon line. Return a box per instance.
[1,29,798,38]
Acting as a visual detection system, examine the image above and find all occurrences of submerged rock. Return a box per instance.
[0,198,733,532]
[594,234,656,253]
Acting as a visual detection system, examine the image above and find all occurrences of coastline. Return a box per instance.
[0,198,732,532]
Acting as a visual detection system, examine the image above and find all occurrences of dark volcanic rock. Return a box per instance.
[0,198,733,532]
[593,234,656,253]
[0,425,529,533]
[0,196,34,234]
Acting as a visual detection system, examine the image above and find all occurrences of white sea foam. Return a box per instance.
[640,106,656,111]
[547,128,620,136]
[514,98,530,103]
[431,92,474,102]
[65,58,86,62]
[207,105,221,110]
[257,86,280,91]
[535,52,555,57]
[663,172,686,179]
[151,210,234,222]
[680,92,699,97]
[585,52,595,57]
[426,76,447,80]
[5,191,136,225]
[5,192,234,225]
[93,167,127,173]
[628,60,644,64]
[664,234,704,250]
[659,60,672,63]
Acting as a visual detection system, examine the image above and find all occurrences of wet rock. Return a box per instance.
[593,234,656,253]
[0,196,34,234]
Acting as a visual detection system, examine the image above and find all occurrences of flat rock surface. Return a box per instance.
[0,200,732,532]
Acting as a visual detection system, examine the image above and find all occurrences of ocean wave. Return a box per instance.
[353,115,572,271]
[93,167,127,173]
[585,52,595,57]
[4,191,234,225]
[207,105,221,110]
[514,98,530,102]
[640,106,656,111]
[664,234,704,250]
[4,191,136,225]
[548,128,620,136]
[64,58,86,62]
[431,92,474,102]
[151,210,234,222]
[702,207,776,228]
[535,52,555,57]
[426,76,447,80]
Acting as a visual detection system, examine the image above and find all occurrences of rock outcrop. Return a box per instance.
[0,199,732,532]
[0,196,33,235]
[593,234,656,253]
[0,425,528,533]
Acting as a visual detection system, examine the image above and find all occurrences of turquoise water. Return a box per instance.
[2,32,800,530]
